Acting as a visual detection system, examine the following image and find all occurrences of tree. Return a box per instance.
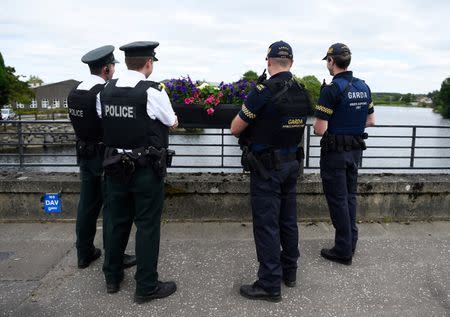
[428,90,440,109]
[402,93,412,103]
[0,52,8,105]
[242,70,258,81]
[28,75,44,87]
[0,52,34,107]
[436,78,450,118]
[293,75,321,115]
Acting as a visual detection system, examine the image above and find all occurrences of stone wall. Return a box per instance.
[0,123,75,148]
[0,172,448,222]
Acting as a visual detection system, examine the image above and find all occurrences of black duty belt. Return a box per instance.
[277,152,297,163]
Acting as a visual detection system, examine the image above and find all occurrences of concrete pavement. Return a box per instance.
[0,221,449,317]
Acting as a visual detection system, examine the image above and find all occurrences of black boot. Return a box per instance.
[78,248,101,269]
[283,271,296,287]
[123,254,136,269]
[106,274,124,294]
[134,281,177,304]
[240,283,281,302]
[320,248,352,265]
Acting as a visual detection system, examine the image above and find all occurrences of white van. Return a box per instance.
[0,108,16,120]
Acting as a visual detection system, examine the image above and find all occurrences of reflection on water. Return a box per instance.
[1,106,449,173]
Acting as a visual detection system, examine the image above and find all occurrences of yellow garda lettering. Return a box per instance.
[288,118,303,125]
[283,118,305,128]
[104,105,135,118]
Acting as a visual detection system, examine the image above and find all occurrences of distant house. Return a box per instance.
[417,96,433,105]
[13,79,80,110]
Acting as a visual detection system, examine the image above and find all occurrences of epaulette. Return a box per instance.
[256,83,266,93]
[149,81,163,91]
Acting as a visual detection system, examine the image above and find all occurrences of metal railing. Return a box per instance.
[0,120,449,172]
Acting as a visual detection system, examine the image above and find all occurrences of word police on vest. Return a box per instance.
[104,104,136,118]
[69,108,84,117]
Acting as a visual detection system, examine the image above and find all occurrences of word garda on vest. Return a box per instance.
[104,105,136,118]
[348,91,368,99]
[69,108,84,117]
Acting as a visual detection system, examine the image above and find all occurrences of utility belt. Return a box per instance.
[241,146,304,180]
[76,139,105,160]
[103,146,175,183]
[320,132,368,153]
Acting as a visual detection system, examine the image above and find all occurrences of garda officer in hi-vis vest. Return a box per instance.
[98,41,178,303]
[231,41,311,302]
[67,45,136,270]
[313,43,375,265]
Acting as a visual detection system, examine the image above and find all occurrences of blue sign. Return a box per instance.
[43,193,62,213]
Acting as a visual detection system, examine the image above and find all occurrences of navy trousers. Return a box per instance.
[103,167,164,295]
[75,155,103,260]
[250,160,300,292]
[320,150,361,257]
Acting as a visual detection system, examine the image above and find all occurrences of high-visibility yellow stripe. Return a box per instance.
[242,104,256,119]
[315,104,333,115]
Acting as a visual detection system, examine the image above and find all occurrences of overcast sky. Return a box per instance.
[1,0,449,94]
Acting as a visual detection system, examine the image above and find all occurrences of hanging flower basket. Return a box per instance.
[172,103,240,129]
[163,76,254,129]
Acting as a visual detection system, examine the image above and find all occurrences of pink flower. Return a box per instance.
[206,108,215,115]
[184,97,194,105]
[205,95,215,105]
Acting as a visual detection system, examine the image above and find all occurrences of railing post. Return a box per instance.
[221,129,225,167]
[410,126,416,168]
[17,121,24,169]
[305,125,311,168]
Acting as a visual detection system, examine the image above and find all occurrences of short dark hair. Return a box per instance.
[269,57,292,68]
[125,56,151,70]
[331,53,351,69]
[88,64,103,75]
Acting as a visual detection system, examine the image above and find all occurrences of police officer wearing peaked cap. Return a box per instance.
[313,43,375,265]
[68,45,136,270]
[98,41,178,303]
[231,40,311,302]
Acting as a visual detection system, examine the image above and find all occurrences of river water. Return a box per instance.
[1,106,449,173]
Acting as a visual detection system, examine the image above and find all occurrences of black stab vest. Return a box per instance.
[248,77,311,148]
[100,79,169,149]
[67,83,104,142]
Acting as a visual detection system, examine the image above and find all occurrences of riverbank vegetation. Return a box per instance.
[431,78,450,118]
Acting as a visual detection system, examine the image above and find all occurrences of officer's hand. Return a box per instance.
[171,116,179,129]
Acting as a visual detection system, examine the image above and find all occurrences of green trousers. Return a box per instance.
[75,155,104,260]
[103,166,164,294]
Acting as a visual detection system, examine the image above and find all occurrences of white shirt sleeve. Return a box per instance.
[96,92,102,118]
[146,87,177,126]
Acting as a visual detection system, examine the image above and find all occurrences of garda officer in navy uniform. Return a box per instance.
[313,43,375,265]
[231,41,311,302]
[68,45,136,270]
[98,41,178,303]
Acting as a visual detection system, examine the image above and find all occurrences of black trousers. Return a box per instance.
[103,166,164,295]
[75,155,103,260]
[320,149,361,257]
[250,160,300,293]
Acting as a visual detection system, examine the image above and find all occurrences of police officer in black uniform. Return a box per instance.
[68,45,136,270]
[313,43,375,265]
[231,41,311,302]
[99,41,178,303]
